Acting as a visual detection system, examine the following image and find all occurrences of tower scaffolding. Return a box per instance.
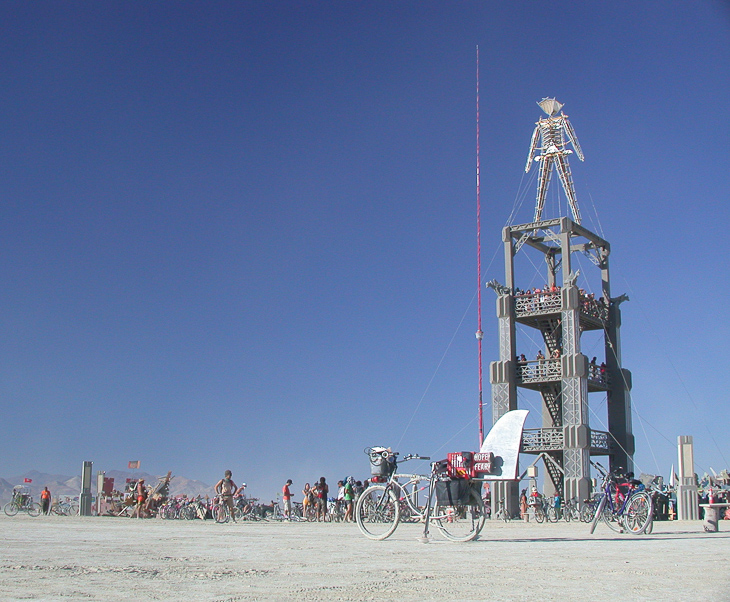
[488,100,633,515]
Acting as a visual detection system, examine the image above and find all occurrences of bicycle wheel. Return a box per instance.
[69,504,79,516]
[644,516,654,534]
[214,504,229,523]
[601,503,624,534]
[588,496,606,534]
[580,505,593,523]
[28,503,42,517]
[622,491,653,534]
[4,502,19,517]
[434,489,486,542]
[355,485,400,541]
[534,506,545,523]
[547,507,559,523]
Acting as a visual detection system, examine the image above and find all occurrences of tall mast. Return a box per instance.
[476,46,484,445]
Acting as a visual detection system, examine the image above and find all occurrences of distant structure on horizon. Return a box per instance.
[488,98,634,515]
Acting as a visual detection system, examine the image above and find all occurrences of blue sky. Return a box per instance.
[1,1,728,497]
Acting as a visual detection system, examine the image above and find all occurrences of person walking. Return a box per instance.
[282,479,293,519]
[40,487,51,515]
[215,470,238,523]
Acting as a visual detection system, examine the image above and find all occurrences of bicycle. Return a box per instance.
[267,497,307,522]
[546,505,560,523]
[213,498,236,523]
[562,498,581,522]
[327,499,347,523]
[589,461,653,535]
[355,450,486,542]
[494,498,511,522]
[51,498,79,516]
[580,495,599,522]
[4,487,41,517]
[528,497,546,523]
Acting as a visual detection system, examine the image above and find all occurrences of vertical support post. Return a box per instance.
[605,291,635,473]
[80,461,93,517]
[490,226,519,516]
[677,436,699,520]
[598,244,634,474]
[96,471,105,516]
[559,220,590,503]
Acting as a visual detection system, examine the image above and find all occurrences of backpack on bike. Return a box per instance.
[434,479,477,506]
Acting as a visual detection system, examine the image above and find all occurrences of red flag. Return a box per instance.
[128,461,140,469]
[24,478,32,483]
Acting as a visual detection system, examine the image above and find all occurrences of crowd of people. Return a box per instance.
[299,476,364,522]
[512,284,609,322]
[16,468,730,523]
[122,471,371,522]
[515,351,608,383]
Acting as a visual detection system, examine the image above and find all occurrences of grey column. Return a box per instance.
[560,285,591,503]
[677,436,699,521]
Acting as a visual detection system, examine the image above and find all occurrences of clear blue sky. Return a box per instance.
[1,1,728,497]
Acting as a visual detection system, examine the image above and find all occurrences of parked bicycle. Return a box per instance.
[4,486,41,517]
[355,449,486,542]
[580,495,600,522]
[562,498,581,522]
[589,461,653,535]
[211,496,236,523]
[268,496,307,522]
[528,496,546,523]
[546,499,560,523]
[494,497,511,522]
[50,497,79,516]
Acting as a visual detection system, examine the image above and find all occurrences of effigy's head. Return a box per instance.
[538,97,563,116]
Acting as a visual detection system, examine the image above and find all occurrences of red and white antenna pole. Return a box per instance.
[476,45,484,446]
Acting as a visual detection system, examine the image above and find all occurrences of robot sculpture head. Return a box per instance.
[538,97,564,116]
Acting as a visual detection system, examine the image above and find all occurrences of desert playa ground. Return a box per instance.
[1,515,728,601]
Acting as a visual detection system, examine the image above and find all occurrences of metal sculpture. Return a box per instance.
[525,98,584,224]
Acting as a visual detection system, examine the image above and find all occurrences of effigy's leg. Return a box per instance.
[554,154,581,224]
[534,156,553,223]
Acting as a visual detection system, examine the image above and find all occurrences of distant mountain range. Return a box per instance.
[0,470,213,502]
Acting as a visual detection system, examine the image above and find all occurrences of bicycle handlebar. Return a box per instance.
[402,454,430,461]
[364,448,430,462]
[590,460,608,476]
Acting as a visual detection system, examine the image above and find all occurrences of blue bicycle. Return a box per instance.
[589,461,653,535]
